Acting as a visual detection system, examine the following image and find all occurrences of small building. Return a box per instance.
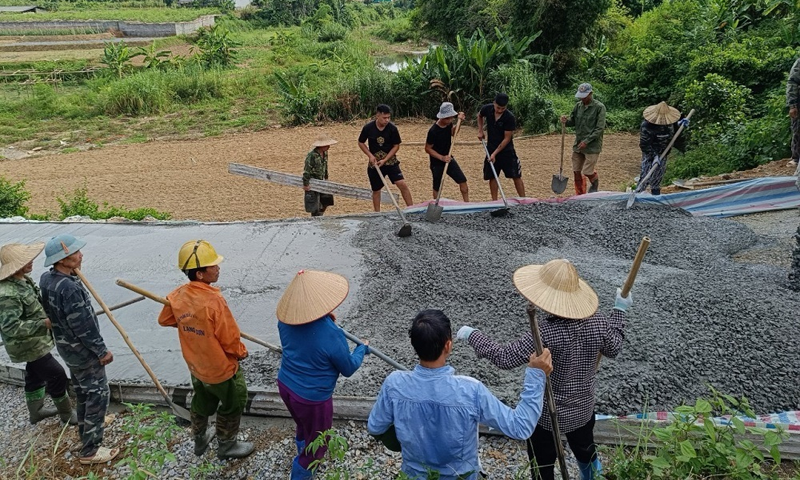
[0,6,43,13]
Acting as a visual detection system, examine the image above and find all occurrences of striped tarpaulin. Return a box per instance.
[406,177,800,218]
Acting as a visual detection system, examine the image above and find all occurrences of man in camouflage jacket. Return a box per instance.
[0,242,76,426]
[787,57,800,185]
[39,234,119,465]
[303,134,338,216]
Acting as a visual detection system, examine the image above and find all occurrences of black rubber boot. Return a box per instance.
[52,393,78,425]
[216,413,254,460]
[192,412,214,456]
[25,388,58,424]
[588,176,599,193]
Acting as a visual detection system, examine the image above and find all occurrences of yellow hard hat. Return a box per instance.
[178,240,224,271]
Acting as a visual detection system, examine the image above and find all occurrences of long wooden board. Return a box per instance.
[228,163,398,205]
[0,363,797,459]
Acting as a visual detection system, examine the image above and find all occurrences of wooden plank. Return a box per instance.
[228,163,398,205]
[2,362,799,459]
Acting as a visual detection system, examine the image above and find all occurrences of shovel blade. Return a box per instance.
[490,208,510,217]
[551,174,568,194]
[397,223,412,237]
[626,190,637,208]
[425,203,444,223]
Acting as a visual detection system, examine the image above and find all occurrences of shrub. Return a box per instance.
[316,21,348,42]
[0,176,30,218]
[57,185,170,220]
[194,25,240,69]
[488,63,555,134]
[683,73,750,143]
[603,388,787,479]
[99,72,170,116]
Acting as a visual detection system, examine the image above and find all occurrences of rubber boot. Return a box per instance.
[291,456,314,480]
[588,173,599,193]
[52,393,78,425]
[573,171,586,195]
[577,458,602,480]
[216,413,254,460]
[651,187,661,196]
[25,387,58,424]
[192,412,214,456]
[295,437,306,456]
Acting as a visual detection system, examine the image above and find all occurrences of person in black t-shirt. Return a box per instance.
[425,102,469,202]
[477,93,525,199]
[358,104,414,212]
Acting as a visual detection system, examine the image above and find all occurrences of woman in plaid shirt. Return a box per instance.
[456,259,633,480]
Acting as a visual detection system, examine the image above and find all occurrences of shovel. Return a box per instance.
[480,139,510,217]
[74,269,191,421]
[627,109,695,208]
[595,236,650,370]
[551,123,568,194]
[426,118,463,223]
[375,162,412,237]
[115,279,409,372]
[526,305,569,480]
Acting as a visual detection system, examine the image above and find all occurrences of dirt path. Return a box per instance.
[0,121,671,221]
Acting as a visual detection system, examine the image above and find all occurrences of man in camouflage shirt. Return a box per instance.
[303,134,338,217]
[39,234,119,465]
[561,83,606,195]
[0,242,77,426]
[787,57,800,183]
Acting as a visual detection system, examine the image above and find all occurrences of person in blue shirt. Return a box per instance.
[276,269,370,480]
[368,309,552,480]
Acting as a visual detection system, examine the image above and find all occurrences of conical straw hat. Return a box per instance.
[643,102,681,125]
[276,270,349,325]
[311,133,338,148]
[512,259,598,320]
[0,242,45,281]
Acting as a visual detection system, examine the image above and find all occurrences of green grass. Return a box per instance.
[0,7,221,22]
[0,19,403,146]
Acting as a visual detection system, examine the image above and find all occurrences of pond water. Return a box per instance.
[376,46,433,72]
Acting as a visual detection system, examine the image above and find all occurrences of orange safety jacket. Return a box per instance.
[158,281,247,385]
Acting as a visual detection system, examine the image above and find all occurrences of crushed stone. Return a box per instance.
[245,201,800,417]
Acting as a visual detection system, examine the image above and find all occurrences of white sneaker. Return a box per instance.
[789,159,798,167]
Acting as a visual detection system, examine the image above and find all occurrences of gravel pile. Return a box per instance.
[790,226,800,291]
[245,201,800,416]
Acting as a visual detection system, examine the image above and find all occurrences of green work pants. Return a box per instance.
[190,368,248,417]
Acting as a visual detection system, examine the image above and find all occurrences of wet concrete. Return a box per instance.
[2,203,799,417]
[0,219,364,384]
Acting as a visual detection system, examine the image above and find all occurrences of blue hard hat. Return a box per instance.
[44,234,86,267]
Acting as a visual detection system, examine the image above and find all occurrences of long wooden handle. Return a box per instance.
[75,269,174,405]
[341,328,407,371]
[658,109,695,160]
[597,236,651,371]
[527,308,570,480]
[115,279,283,354]
[435,118,463,202]
[559,122,566,173]
[621,237,651,297]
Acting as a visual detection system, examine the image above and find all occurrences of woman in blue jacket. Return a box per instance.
[276,269,369,479]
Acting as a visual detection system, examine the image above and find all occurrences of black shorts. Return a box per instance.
[368,163,405,191]
[483,155,522,180]
[430,157,468,190]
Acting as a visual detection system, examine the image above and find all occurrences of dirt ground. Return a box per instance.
[0,121,796,221]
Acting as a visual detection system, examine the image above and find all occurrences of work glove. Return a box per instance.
[456,326,476,341]
[678,118,690,128]
[614,288,633,312]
